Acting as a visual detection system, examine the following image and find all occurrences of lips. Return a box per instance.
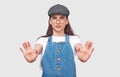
[55,26,61,28]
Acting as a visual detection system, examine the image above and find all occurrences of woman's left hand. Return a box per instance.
[77,41,94,62]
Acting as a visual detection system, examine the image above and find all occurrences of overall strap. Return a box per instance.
[48,36,52,43]
[65,34,69,42]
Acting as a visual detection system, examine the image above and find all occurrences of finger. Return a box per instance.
[85,40,91,50]
[35,50,39,57]
[27,41,31,47]
[77,47,82,53]
[90,48,94,54]
[19,47,24,53]
[23,42,27,49]
[24,42,28,47]
[88,41,93,50]
[85,40,89,47]
[91,48,94,53]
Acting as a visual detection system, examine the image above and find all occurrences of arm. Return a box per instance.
[75,41,94,62]
[19,41,43,63]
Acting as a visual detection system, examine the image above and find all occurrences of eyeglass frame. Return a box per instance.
[50,15,68,23]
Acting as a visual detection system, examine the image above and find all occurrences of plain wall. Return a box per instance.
[0,0,120,77]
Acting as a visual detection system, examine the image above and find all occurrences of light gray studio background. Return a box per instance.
[0,0,120,77]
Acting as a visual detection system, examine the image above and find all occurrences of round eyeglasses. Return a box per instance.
[50,16,66,23]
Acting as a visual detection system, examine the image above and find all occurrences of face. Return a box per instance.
[49,14,68,33]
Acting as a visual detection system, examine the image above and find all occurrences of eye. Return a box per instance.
[51,16,57,19]
[60,17,65,19]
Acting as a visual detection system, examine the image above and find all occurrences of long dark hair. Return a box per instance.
[37,17,75,40]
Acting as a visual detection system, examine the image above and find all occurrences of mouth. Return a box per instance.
[55,26,61,28]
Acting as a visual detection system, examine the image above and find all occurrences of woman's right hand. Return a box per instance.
[19,41,39,63]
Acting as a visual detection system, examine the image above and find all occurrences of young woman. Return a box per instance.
[20,4,94,77]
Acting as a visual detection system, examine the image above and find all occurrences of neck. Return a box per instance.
[53,30,65,36]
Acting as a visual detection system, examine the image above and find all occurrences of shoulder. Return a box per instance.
[69,35,81,45]
[69,35,81,41]
[36,37,49,44]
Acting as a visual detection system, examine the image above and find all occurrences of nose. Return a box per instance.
[56,19,60,24]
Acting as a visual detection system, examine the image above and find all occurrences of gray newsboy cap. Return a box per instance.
[48,4,70,17]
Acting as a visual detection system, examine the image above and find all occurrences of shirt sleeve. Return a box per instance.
[70,35,81,56]
[35,37,48,70]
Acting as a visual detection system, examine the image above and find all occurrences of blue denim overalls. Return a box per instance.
[41,35,76,77]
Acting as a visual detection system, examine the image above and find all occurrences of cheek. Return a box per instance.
[63,20,68,26]
[62,24,66,29]
[50,22,55,27]
[66,20,68,25]
[64,21,68,27]
[50,21,52,25]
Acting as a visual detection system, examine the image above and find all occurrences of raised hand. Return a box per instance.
[20,41,39,63]
[76,41,94,62]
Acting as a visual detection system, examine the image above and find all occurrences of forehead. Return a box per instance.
[50,14,66,18]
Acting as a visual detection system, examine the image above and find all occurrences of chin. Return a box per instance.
[54,29,63,32]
